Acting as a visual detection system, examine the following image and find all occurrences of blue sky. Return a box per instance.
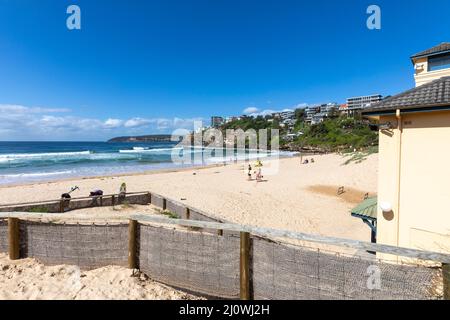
[0,0,449,140]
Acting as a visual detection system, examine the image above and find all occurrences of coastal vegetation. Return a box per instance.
[341,146,378,165]
[217,112,378,153]
[292,117,378,153]
[155,208,179,219]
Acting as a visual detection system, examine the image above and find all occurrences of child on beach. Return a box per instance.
[247,164,252,180]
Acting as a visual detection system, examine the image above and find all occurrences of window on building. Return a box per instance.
[428,54,450,71]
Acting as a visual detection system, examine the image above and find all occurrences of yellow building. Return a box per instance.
[412,42,450,87]
[363,43,450,257]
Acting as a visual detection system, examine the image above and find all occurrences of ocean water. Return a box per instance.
[0,141,295,185]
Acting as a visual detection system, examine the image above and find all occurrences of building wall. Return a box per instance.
[414,56,450,87]
[377,111,450,258]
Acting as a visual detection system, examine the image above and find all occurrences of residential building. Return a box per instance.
[362,43,450,258]
[279,110,295,120]
[311,113,326,125]
[307,103,339,124]
[345,94,383,116]
[225,116,240,123]
[338,104,348,115]
[305,105,320,124]
[211,116,224,128]
[278,111,295,125]
[411,42,450,87]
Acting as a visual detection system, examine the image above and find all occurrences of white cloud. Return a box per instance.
[0,103,207,140]
[243,107,259,115]
[0,104,71,114]
[124,117,153,128]
[103,118,123,129]
[247,108,293,117]
[294,103,308,109]
[244,102,307,117]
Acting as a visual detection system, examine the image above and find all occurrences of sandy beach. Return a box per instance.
[0,153,378,299]
[0,253,201,300]
[0,153,378,239]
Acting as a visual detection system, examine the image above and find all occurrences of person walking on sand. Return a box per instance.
[247,164,252,180]
[254,159,263,182]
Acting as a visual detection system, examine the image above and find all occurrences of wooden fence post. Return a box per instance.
[59,199,64,213]
[162,198,167,210]
[128,219,138,269]
[240,231,251,300]
[8,217,20,260]
[444,263,450,300]
[112,195,115,206]
[185,207,190,220]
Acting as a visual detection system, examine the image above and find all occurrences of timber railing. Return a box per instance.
[0,191,152,214]
[0,208,449,300]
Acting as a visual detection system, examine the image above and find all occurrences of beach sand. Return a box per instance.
[0,253,201,300]
[0,153,378,239]
[0,153,378,299]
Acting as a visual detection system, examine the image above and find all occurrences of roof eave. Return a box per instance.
[410,46,450,61]
[362,103,450,117]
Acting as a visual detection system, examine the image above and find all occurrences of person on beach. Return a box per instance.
[254,160,263,181]
[247,164,252,180]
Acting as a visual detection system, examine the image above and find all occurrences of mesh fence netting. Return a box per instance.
[0,218,443,299]
[252,237,441,300]
[19,221,129,269]
[0,219,7,253]
[138,223,241,299]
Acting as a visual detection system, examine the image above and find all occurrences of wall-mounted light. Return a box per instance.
[415,64,425,74]
[378,122,395,130]
[379,201,392,213]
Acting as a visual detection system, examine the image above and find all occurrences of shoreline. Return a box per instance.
[0,162,224,189]
[0,154,300,189]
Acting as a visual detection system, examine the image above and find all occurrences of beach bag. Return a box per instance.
[90,190,103,197]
